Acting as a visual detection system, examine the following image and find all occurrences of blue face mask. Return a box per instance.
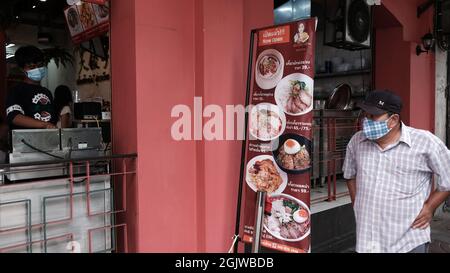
[363,117,392,140]
[26,67,47,82]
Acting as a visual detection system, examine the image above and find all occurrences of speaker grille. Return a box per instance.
[348,0,370,43]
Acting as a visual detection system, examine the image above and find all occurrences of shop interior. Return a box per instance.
[1,0,112,165]
[0,0,117,253]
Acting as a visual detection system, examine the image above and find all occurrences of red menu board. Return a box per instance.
[242,18,317,253]
[64,2,109,44]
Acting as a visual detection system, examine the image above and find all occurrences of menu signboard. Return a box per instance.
[64,2,109,44]
[241,18,317,253]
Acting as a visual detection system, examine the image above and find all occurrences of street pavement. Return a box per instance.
[430,206,450,253]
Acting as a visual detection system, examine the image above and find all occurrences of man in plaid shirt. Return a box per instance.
[343,89,450,253]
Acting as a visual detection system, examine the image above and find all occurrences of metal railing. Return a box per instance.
[0,153,137,253]
[310,113,361,204]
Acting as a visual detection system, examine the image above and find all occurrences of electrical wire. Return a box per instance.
[104,142,110,153]
[21,139,64,160]
[67,137,73,160]
[360,50,366,94]
[94,117,100,128]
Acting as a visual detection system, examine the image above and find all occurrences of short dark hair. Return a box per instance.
[388,111,402,122]
[15,46,45,68]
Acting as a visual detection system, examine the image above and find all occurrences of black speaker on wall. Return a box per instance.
[324,0,372,50]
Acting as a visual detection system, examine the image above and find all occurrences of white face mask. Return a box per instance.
[26,67,47,82]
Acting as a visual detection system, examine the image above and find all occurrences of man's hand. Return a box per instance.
[42,122,56,129]
[412,191,450,229]
[412,203,433,229]
[13,115,56,129]
[346,179,356,207]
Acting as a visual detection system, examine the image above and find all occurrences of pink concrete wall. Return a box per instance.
[110,0,139,252]
[194,0,206,253]
[111,0,273,252]
[202,0,245,253]
[382,0,432,42]
[375,1,435,131]
[409,44,436,131]
[202,0,273,252]
[134,0,199,252]
[375,27,411,124]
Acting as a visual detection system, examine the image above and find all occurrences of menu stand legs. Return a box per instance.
[252,191,266,253]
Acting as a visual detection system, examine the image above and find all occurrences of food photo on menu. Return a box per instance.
[255,49,285,90]
[264,194,311,242]
[275,73,314,116]
[93,3,109,23]
[65,6,84,36]
[249,103,286,142]
[273,133,312,174]
[77,2,97,30]
[246,155,288,195]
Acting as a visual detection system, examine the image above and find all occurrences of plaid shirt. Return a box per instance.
[343,124,450,253]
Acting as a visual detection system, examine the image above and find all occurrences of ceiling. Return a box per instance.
[2,0,73,61]
[1,0,68,30]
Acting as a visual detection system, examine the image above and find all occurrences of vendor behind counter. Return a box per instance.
[5,46,57,130]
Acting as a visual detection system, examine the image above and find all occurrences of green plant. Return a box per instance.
[42,47,74,68]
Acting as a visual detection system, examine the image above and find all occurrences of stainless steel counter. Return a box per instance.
[8,128,104,181]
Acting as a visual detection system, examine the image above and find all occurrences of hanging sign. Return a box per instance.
[64,2,109,44]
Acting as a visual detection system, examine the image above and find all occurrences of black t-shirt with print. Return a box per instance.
[5,83,56,129]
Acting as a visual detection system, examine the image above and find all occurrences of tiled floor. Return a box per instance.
[430,211,450,253]
[310,179,351,214]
